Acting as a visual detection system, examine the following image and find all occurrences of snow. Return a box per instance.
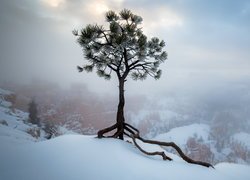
[154,123,210,146]
[0,87,249,179]
[0,92,46,143]
[0,88,13,96]
[0,107,28,129]
[0,88,14,107]
[58,125,78,135]
[0,125,36,143]
[0,135,249,180]
[232,132,250,149]
[215,163,250,180]
[0,100,12,108]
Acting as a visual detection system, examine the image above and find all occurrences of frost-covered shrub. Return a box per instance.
[0,119,8,126]
[228,141,250,163]
[43,120,60,139]
[186,137,214,163]
[26,127,40,139]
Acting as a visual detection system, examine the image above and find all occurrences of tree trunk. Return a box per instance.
[116,78,125,140]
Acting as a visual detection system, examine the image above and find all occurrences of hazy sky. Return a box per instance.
[0,0,250,96]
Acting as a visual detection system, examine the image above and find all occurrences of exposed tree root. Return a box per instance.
[131,133,172,161]
[97,123,117,138]
[137,137,214,168]
[112,127,124,138]
[97,122,214,168]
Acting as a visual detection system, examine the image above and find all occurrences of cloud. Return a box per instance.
[139,7,184,36]
[0,0,249,97]
[42,0,66,8]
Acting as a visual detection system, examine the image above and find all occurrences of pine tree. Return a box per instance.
[73,9,166,140]
[28,99,40,126]
[73,9,213,168]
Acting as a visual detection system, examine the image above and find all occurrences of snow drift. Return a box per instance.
[0,135,250,180]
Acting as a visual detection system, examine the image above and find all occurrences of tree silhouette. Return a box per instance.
[73,9,213,168]
[28,99,40,126]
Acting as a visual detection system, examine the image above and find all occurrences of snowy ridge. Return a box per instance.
[0,88,14,108]
[0,88,46,143]
[154,123,210,146]
[0,88,13,96]
[0,135,249,180]
[153,123,250,165]
[0,105,38,143]
[1,87,250,179]
[0,87,81,143]
[232,132,250,150]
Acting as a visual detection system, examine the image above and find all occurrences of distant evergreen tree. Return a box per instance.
[28,99,40,126]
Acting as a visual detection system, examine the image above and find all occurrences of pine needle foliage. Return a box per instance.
[73,9,167,81]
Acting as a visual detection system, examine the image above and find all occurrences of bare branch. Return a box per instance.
[129,62,152,70]
[100,30,110,44]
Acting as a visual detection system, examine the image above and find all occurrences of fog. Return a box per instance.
[0,0,250,130]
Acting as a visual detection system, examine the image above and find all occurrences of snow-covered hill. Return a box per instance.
[0,88,46,143]
[1,87,250,179]
[155,123,210,146]
[154,123,216,163]
[0,88,82,143]
[232,132,250,150]
[0,135,250,180]
[154,123,250,164]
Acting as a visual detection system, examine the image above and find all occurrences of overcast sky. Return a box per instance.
[0,0,250,96]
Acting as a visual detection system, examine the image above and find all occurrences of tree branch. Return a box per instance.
[100,30,110,44]
[129,62,152,70]
[89,56,117,72]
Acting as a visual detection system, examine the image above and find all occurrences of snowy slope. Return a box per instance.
[232,132,250,149]
[0,88,13,108]
[154,123,210,146]
[0,87,83,144]
[0,135,249,180]
[0,106,36,144]
[0,88,46,143]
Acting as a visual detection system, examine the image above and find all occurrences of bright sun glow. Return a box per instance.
[87,0,110,15]
[43,0,65,8]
